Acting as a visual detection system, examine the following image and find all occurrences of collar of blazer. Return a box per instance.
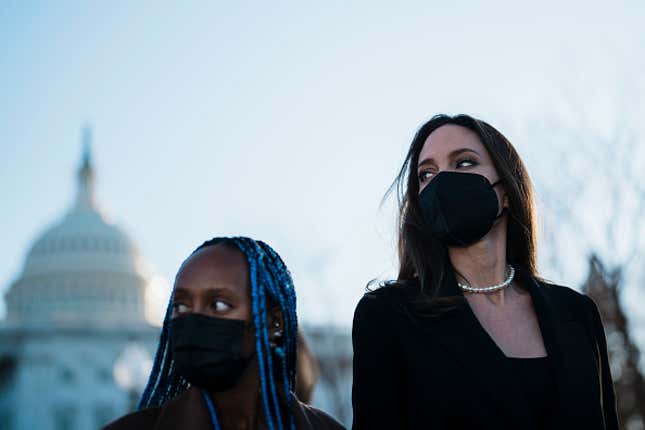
[152,387,211,430]
[418,265,600,430]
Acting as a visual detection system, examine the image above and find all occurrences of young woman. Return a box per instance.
[351,114,619,429]
[105,236,344,430]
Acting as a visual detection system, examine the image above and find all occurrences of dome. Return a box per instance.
[22,207,144,277]
[5,128,150,327]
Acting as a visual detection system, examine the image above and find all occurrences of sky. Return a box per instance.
[1,1,644,333]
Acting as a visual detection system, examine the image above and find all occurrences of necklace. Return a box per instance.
[457,265,515,293]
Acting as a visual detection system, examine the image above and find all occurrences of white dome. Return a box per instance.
[5,130,150,327]
[23,209,144,278]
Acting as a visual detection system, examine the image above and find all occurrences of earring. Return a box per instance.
[271,329,285,358]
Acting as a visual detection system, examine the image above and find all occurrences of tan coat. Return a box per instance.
[103,387,345,430]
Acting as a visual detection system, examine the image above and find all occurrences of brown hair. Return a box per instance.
[387,114,538,311]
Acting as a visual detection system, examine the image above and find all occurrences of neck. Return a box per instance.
[448,216,509,295]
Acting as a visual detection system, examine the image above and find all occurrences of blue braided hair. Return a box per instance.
[138,236,298,430]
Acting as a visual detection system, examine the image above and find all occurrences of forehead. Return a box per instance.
[175,243,249,293]
[418,124,485,162]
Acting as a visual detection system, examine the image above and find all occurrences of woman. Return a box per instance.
[105,236,344,430]
[351,114,619,429]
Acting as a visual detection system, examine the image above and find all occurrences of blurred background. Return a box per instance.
[1,1,644,429]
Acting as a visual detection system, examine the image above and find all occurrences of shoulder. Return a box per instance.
[537,278,585,301]
[101,407,161,430]
[356,281,419,311]
[352,282,422,341]
[292,397,346,430]
[534,278,598,318]
[354,285,404,326]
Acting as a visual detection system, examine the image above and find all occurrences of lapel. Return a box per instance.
[517,267,601,428]
[422,267,536,429]
[417,265,598,429]
[154,387,213,430]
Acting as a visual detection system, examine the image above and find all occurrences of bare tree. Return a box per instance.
[582,255,645,429]
[523,97,645,429]
[527,110,645,282]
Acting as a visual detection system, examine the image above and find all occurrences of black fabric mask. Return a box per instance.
[170,313,254,392]
[419,171,504,246]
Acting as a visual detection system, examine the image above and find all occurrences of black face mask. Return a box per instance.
[418,171,504,247]
[170,313,254,392]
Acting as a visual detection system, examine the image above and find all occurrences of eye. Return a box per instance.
[173,303,189,315]
[212,300,232,313]
[418,170,433,183]
[456,158,477,168]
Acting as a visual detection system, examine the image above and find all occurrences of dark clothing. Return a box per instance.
[351,266,619,430]
[104,387,345,430]
[506,356,557,428]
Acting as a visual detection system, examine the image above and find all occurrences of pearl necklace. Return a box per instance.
[457,265,515,293]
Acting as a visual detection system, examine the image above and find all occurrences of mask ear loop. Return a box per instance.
[490,178,506,219]
[490,177,504,188]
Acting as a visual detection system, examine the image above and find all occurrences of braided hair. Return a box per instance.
[138,236,298,430]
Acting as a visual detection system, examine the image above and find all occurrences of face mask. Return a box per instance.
[418,171,504,247]
[170,313,254,392]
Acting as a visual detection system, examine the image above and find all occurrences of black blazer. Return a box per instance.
[351,266,619,430]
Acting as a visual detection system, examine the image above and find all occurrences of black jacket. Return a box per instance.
[351,266,619,429]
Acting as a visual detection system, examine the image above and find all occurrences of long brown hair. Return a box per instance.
[387,114,538,310]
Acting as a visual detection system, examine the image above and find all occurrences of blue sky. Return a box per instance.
[1,1,644,330]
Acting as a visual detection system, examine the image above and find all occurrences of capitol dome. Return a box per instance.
[5,129,150,327]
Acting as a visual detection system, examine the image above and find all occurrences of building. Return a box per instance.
[306,324,353,427]
[0,128,353,429]
[0,129,158,429]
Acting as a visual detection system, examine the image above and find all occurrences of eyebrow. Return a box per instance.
[417,148,481,169]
